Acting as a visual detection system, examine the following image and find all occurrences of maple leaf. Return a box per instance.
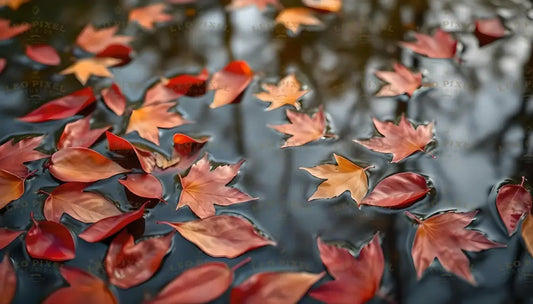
[522,214,533,256]
[275,8,323,34]
[25,213,76,261]
[230,271,324,304]
[177,154,256,218]
[0,228,23,250]
[0,135,47,178]
[129,4,173,30]
[25,44,61,66]
[119,174,164,200]
[0,18,30,40]
[406,210,505,284]
[401,28,457,59]
[0,254,16,304]
[41,182,121,223]
[208,61,254,108]
[102,83,127,115]
[154,133,208,172]
[42,266,118,304]
[361,172,430,208]
[303,0,342,13]
[309,234,384,304]
[160,214,275,258]
[126,102,189,145]
[255,74,308,110]
[269,106,331,148]
[105,230,174,289]
[106,132,156,173]
[475,18,506,47]
[76,24,133,54]
[374,63,422,97]
[227,0,281,11]
[57,115,110,149]
[496,177,532,235]
[18,87,96,123]
[300,153,369,204]
[354,114,434,163]
[60,57,121,85]
[0,170,25,210]
[0,0,30,10]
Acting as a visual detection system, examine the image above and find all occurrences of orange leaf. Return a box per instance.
[0,0,31,10]
[208,61,254,108]
[275,8,322,34]
[60,57,121,85]
[300,153,369,204]
[160,214,275,258]
[129,4,173,30]
[303,0,342,13]
[227,0,281,11]
[154,133,208,172]
[255,74,308,110]
[76,24,133,54]
[25,44,60,66]
[49,147,129,182]
[0,169,25,210]
[521,214,533,256]
[57,115,110,149]
[401,28,457,59]
[0,135,47,178]
[374,63,422,97]
[0,254,16,304]
[119,173,163,200]
[269,106,329,148]
[354,114,434,163]
[102,83,127,115]
[0,18,30,40]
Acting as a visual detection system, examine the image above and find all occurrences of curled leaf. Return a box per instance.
[106,132,155,173]
[208,61,254,108]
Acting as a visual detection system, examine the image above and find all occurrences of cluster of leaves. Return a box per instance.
[0,0,530,303]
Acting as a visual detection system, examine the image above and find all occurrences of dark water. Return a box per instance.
[1,0,533,303]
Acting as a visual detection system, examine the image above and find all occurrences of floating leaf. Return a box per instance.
[521,214,533,257]
[25,44,60,66]
[255,74,308,110]
[0,169,25,210]
[496,177,532,235]
[401,28,457,59]
[227,0,281,11]
[154,133,208,172]
[0,18,30,40]
[475,18,506,47]
[0,228,23,250]
[102,83,127,116]
[208,61,254,108]
[269,107,330,148]
[275,8,322,34]
[25,214,76,261]
[374,63,422,97]
[0,136,47,178]
[76,24,132,54]
[119,174,163,200]
[60,57,121,85]
[0,254,16,304]
[106,132,156,173]
[361,172,430,208]
[57,115,110,149]
[303,0,341,12]
[129,4,173,30]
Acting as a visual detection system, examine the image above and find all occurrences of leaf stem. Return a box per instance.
[231,257,251,272]
[405,211,421,224]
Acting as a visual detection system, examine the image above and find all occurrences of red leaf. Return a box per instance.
[227,0,281,11]
[147,262,233,304]
[119,174,163,200]
[177,154,256,218]
[25,44,60,66]
[230,271,324,304]
[102,83,127,115]
[43,266,118,304]
[25,214,76,261]
[496,177,532,235]
[374,63,422,97]
[96,44,133,66]
[154,133,209,172]
[57,115,110,149]
[49,147,129,182]
[76,24,132,54]
[79,203,147,243]
[475,18,506,47]
[42,182,121,223]
[0,169,25,210]
[361,172,430,208]
[0,58,6,74]
[0,18,30,41]
[0,254,16,304]
[406,210,505,285]
[160,214,275,258]
[0,135,48,178]
[309,234,384,304]
[106,132,155,173]
[354,114,434,163]
[105,230,174,288]
[162,68,209,98]
[401,28,457,59]
[18,87,96,123]
[0,228,23,250]
[208,61,254,108]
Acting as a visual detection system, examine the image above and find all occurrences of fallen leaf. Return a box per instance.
[25,213,76,261]
[0,136,47,178]
[309,234,384,304]
[208,61,254,108]
[146,262,233,304]
[0,228,23,250]
[269,107,330,148]
[60,57,121,85]
[303,0,341,13]
[496,176,532,235]
[160,214,275,258]
[18,87,96,123]
[227,0,281,11]
[0,58,5,73]
[406,210,505,284]
[42,266,118,304]
[48,147,130,182]
[42,182,121,223]
[25,44,60,66]
[105,230,174,289]
[475,18,506,47]
[255,74,308,110]
[129,4,173,30]
[0,0,31,10]
[354,114,434,163]
[521,214,533,256]
[0,254,16,304]
[361,172,430,208]
[177,154,256,218]
[119,174,163,200]
[57,115,110,149]
[0,18,30,40]
[300,153,369,204]
[374,63,422,96]
[76,24,133,54]
[401,28,457,59]
[155,133,208,172]
[230,271,324,304]
[144,69,209,105]
[102,83,127,115]
[106,132,156,173]
[0,169,25,210]
[96,44,133,66]
[79,203,147,243]
[275,8,322,34]
[126,102,190,145]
